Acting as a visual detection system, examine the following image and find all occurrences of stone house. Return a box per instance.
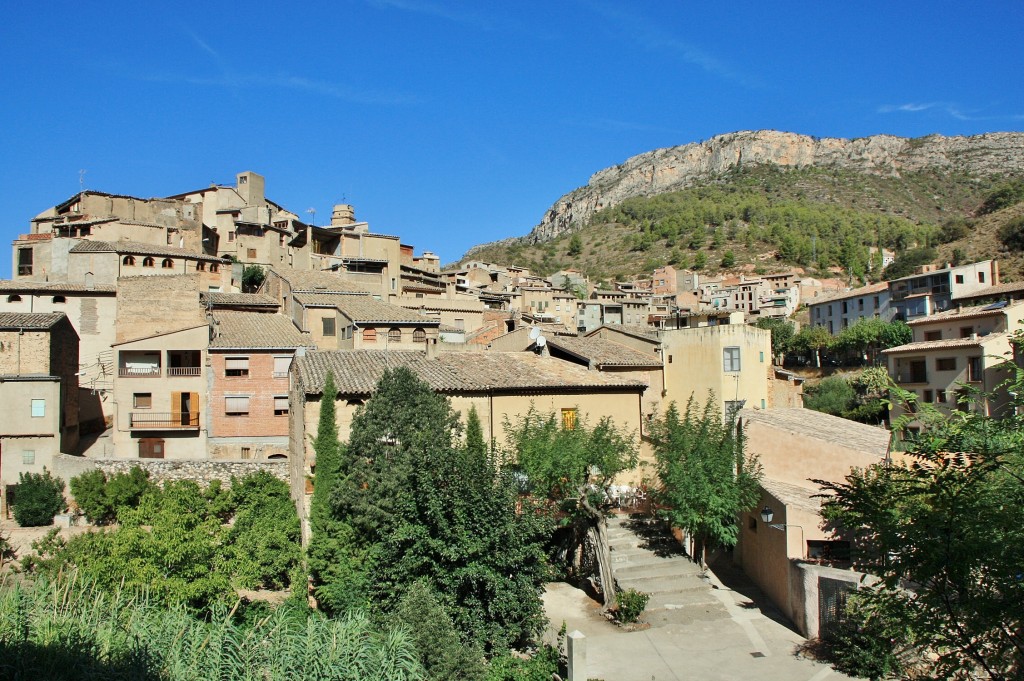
[289,349,648,537]
[0,312,80,516]
[808,281,892,334]
[293,294,440,351]
[883,301,1024,429]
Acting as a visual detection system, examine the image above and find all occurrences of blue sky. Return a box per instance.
[2,1,1022,275]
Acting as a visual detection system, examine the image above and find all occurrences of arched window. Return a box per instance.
[142,257,155,267]
[52,296,66,304]
[161,259,173,269]
[195,262,206,271]
[209,263,219,273]
[388,328,402,343]
[7,295,21,303]
[122,256,136,266]
[362,328,377,343]
[413,328,426,343]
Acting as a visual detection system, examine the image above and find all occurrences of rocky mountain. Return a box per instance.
[469,130,1024,254]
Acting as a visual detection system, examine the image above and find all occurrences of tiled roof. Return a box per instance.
[0,312,67,330]
[907,301,1024,325]
[882,335,1005,354]
[69,240,224,262]
[271,268,375,294]
[209,311,314,348]
[760,478,823,514]
[0,280,116,293]
[547,335,661,368]
[335,298,439,325]
[952,280,1024,300]
[738,408,891,459]
[200,292,279,308]
[395,298,485,313]
[295,350,648,396]
[292,292,373,307]
[588,324,662,342]
[808,281,888,306]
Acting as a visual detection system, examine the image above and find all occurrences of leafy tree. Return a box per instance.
[308,372,366,614]
[13,470,65,527]
[803,376,857,416]
[650,396,761,568]
[465,405,487,457]
[241,264,265,292]
[333,368,551,654]
[567,233,583,257]
[997,214,1024,251]
[882,246,937,281]
[503,408,638,607]
[754,317,795,363]
[720,250,736,268]
[393,581,487,681]
[693,251,707,270]
[792,325,834,367]
[223,472,301,589]
[70,467,155,525]
[817,385,1024,680]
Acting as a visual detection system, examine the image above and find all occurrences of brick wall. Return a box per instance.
[209,352,292,437]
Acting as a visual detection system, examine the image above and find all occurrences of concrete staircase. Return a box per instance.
[606,516,729,627]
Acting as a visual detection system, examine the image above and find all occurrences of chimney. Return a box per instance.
[425,336,438,359]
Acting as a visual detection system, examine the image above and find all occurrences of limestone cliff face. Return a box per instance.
[491,130,1024,249]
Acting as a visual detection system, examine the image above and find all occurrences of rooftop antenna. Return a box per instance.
[307,208,316,226]
[78,169,87,197]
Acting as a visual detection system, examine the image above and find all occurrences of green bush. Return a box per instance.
[615,588,649,624]
[998,214,1024,251]
[804,377,857,416]
[827,592,913,680]
[13,470,65,527]
[70,467,154,524]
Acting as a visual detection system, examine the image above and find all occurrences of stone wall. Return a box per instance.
[53,453,287,488]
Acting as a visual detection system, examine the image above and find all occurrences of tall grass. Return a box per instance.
[0,573,423,681]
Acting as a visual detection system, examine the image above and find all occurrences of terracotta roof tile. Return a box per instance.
[953,280,1024,301]
[0,312,67,330]
[907,301,1024,325]
[547,336,661,367]
[882,335,1004,353]
[200,292,279,308]
[0,280,116,293]
[69,240,224,262]
[395,298,485,313]
[295,350,647,396]
[270,268,375,294]
[294,294,437,324]
[738,408,891,458]
[209,311,314,348]
[807,281,889,306]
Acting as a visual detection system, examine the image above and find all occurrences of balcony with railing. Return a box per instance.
[167,366,202,377]
[129,412,200,429]
[119,365,160,377]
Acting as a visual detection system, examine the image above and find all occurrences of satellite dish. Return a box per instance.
[536,335,547,348]
[528,327,541,340]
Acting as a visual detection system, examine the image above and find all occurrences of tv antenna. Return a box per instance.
[307,208,316,226]
[78,169,87,195]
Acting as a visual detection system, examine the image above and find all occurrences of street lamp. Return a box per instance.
[759,504,805,559]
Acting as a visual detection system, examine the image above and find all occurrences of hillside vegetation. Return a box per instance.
[466,166,1024,284]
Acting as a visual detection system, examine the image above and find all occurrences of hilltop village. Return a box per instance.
[3,170,1023,675]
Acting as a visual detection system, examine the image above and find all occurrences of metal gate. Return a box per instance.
[819,576,856,640]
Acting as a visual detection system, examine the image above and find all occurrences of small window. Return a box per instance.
[248,249,257,259]
[7,295,21,303]
[960,326,973,338]
[936,389,947,403]
[979,272,986,283]
[122,256,136,266]
[240,446,251,459]
[228,232,235,242]
[924,330,942,342]
[759,351,764,363]
[723,346,741,372]
[362,328,377,343]
[413,328,426,343]
[273,355,291,377]
[133,393,152,409]
[955,274,965,284]
[923,389,934,403]
[210,263,219,273]
[225,395,250,415]
[388,328,402,343]
[936,358,957,371]
[561,408,578,431]
[968,357,983,382]
[52,295,65,304]
[162,258,174,268]
[142,257,155,267]
[454,318,465,330]
[196,262,206,271]
[322,317,336,337]
[274,395,289,416]
[225,356,250,377]
[22,450,35,465]
[31,399,45,418]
